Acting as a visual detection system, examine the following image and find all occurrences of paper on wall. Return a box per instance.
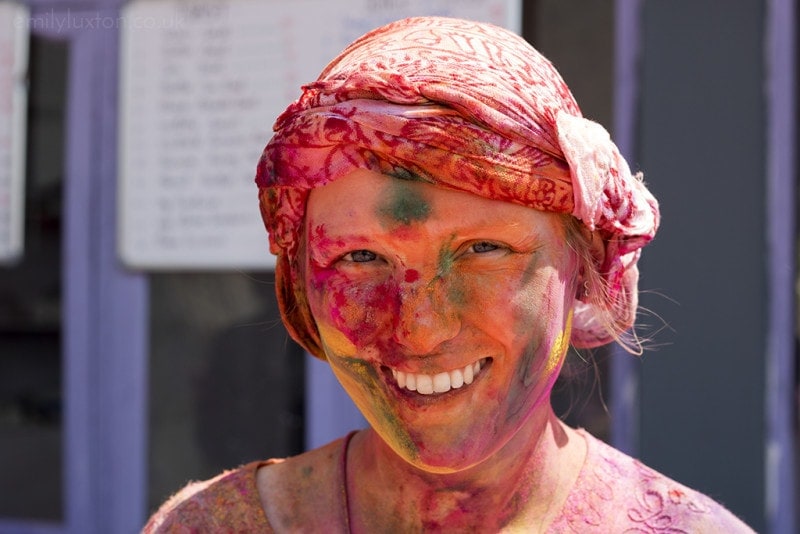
[118,0,520,270]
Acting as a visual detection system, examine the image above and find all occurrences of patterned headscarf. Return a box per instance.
[256,16,659,358]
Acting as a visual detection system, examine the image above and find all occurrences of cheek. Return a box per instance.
[455,264,551,338]
[544,309,572,375]
[307,268,401,352]
[472,262,571,387]
[514,275,572,393]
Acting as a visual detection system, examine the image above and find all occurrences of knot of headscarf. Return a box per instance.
[255,16,660,358]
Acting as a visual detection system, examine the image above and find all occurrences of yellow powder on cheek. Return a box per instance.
[317,322,358,357]
[327,352,420,463]
[544,309,573,375]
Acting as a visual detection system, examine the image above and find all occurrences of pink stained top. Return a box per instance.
[255,16,660,357]
[143,431,754,533]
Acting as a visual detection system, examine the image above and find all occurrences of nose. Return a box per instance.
[393,273,461,355]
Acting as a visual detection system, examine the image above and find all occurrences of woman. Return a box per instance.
[146,16,754,532]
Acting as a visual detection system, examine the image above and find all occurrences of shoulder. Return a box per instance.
[144,434,353,533]
[256,433,352,530]
[554,431,755,533]
[143,460,277,533]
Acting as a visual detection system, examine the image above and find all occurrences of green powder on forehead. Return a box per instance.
[377,178,431,227]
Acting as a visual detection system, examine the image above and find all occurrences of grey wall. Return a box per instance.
[525,2,773,528]
[637,1,766,530]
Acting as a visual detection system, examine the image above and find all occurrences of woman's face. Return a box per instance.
[304,169,579,473]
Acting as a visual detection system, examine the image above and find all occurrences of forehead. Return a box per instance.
[306,169,564,237]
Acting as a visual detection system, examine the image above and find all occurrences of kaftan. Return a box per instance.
[144,430,754,533]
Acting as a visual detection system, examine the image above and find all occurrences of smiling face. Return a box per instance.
[304,169,580,473]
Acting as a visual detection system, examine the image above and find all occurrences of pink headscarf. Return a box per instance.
[256,16,659,358]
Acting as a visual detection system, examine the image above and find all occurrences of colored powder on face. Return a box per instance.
[329,355,419,462]
[405,269,420,283]
[317,322,358,357]
[544,309,573,375]
[446,277,467,307]
[377,180,431,227]
[434,236,467,304]
[435,237,456,279]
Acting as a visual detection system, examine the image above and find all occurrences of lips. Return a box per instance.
[389,358,489,395]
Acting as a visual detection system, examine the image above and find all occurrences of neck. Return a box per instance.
[347,406,586,532]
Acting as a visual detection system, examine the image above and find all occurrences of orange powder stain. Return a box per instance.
[544,309,573,375]
[317,322,358,357]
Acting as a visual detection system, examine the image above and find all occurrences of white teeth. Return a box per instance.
[433,372,450,393]
[416,375,433,395]
[393,359,486,395]
[406,373,416,391]
[449,368,464,389]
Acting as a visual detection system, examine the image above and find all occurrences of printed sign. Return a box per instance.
[118,0,520,269]
[0,2,29,265]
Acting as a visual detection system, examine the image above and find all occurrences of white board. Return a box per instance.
[0,2,29,265]
[118,0,521,270]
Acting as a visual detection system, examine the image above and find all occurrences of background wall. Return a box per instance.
[637,2,768,529]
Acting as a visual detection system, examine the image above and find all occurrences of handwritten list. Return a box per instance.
[118,0,519,269]
[0,2,28,265]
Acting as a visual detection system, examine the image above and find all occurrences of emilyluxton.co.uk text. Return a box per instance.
[15,9,187,33]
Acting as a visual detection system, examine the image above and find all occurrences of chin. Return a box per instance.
[395,446,484,475]
[384,425,502,474]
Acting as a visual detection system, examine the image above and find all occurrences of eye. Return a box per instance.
[470,241,501,254]
[343,249,378,263]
